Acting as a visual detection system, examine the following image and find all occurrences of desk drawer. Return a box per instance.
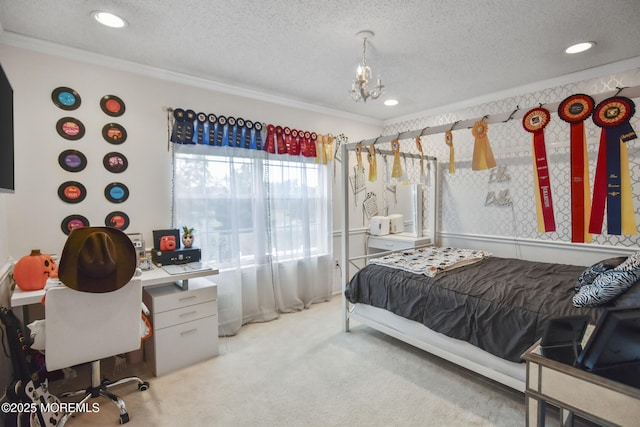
[153,315,218,376]
[153,300,217,330]
[146,284,216,313]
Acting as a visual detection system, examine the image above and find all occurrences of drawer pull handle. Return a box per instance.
[179,296,197,302]
[180,310,197,318]
[180,328,197,336]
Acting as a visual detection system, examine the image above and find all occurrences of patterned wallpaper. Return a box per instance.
[382,69,640,247]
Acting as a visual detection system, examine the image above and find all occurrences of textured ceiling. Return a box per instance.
[1,0,640,123]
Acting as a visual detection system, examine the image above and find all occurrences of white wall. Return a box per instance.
[0,43,381,264]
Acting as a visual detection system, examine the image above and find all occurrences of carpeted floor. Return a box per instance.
[48,296,563,426]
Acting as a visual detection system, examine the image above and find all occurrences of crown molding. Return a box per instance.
[384,56,640,127]
[0,31,382,127]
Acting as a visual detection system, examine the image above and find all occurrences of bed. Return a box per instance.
[338,142,640,393]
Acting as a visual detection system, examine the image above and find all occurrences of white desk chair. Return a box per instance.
[44,279,149,424]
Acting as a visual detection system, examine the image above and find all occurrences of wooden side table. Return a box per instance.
[522,341,640,426]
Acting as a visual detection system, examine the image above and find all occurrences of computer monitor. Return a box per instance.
[576,306,640,388]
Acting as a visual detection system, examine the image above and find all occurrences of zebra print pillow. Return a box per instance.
[573,252,640,308]
[574,256,626,292]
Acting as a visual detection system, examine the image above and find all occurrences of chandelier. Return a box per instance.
[349,30,384,103]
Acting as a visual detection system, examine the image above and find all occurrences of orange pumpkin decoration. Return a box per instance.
[13,249,59,291]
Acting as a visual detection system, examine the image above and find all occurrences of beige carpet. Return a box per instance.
[49,296,555,426]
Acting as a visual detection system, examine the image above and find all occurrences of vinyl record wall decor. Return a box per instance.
[105,211,130,230]
[58,181,87,204]
[103,152,128,173]
[104,182,129,203]
[56,117,85,140]
[61,215,90,235]
[51,86,81,111]
[102,123,127,144]
[58,150,87,172]
[100,94,125,117]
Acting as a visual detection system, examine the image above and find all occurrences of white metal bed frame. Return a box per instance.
[339,140,527,392]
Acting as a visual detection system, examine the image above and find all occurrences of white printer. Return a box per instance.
[369,216,390,236]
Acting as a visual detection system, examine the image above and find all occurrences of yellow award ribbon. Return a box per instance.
[355,142,364,172]
[620,139,636,235]
[326,134,334,161]
[367,144,377,182]
[391,139,403,178]
[445,130,455,173]
[471,120,496,171]
[415,136,425,180]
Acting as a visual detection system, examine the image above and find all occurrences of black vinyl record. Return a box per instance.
[104,182,129,203]
[58,181,87,204]
[103,152,128,173]
[100,94,126,117]
[61,214,90,235]
[58,150,87,172]
[56,117,85,140]
[102,123,127,144]
[51,86,81,111]
[105,211,130,230]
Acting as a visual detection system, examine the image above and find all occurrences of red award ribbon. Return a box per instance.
[289,129,301,155]
[275,126,287,154]
[523,107,556,232]
[558,94,594,242]
[589,96,637,235]
[471,120,496,171]
[310,132,318,159]
[445,130,455,173]
[265,124,276,153]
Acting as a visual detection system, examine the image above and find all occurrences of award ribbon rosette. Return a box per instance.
[558,94,595,242]
[289,129,301,155]
[170,108,187,144]
[445,130,455,173]
[195,112,207,144]
[264,124,276,153]
[218,116,229,146]
[184,110,196,144]
[589,96,637,235]
[471,120,496,171]
[207,114,219,146]
[523,107,556,232]
[391,139,403,178]
[275,126,287,154]
[367,144,377,182]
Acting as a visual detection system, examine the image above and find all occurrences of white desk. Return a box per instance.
[10,263,218,322]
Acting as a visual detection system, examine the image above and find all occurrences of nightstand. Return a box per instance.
[522,341,640,426]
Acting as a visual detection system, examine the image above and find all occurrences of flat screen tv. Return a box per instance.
[0,62,14,193]
[576,306,640,388]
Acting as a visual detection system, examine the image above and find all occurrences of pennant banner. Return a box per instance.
[589,96,637,235]
[523,107,556,232]
[445,130,455,173]
[471,120,496,171]
[558,94,594,242]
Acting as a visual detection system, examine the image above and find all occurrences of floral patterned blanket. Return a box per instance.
[368,246,492,277]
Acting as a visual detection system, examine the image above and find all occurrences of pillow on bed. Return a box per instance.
[574,256,627,292]
[573,252,640,307]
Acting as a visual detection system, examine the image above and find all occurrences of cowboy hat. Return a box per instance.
[58,226,136,293]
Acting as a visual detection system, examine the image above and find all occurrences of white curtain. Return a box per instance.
[172,144,332,336]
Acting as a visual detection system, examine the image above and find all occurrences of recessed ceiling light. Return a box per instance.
[565,41,595,54]
[92,11,128,28]
[384,99,399,106]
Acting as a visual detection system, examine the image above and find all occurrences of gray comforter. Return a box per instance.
[345,256,595,362]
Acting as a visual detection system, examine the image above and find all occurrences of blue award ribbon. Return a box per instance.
[195,112,208,144]
[184,110,196,144]
[208,114,218,146]
[171,108,186,144]
[218,116,228,146]
[244,121,253,149]
[236,118,246,148]
[228,117,237,147]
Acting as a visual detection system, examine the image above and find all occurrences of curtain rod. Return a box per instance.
[344,85,640,150]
